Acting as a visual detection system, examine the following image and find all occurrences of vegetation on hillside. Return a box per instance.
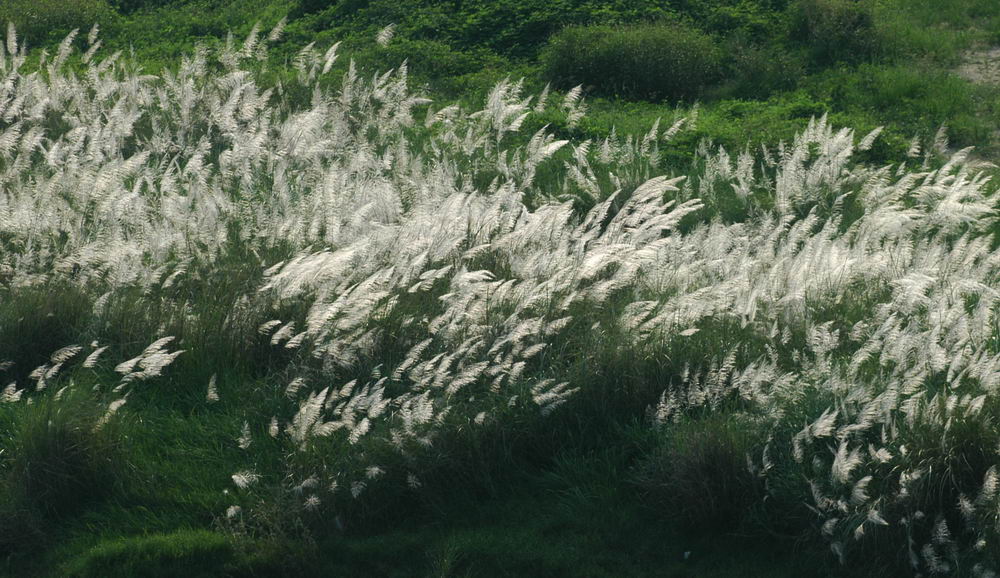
[0,0,998,156]
[1,1,1000,576]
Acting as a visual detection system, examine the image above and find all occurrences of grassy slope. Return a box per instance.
[1,1,999,576]
[18,0,1000,156]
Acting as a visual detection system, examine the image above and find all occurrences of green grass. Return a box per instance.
[0,306,841,576]
[62,530,238,578]
[10,414,879,578]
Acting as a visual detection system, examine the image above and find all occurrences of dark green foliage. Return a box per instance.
[807,64,998,149]
[347,37,509,96]
[0,285,94,386]
[634,414,766,533]
[541,23,723,102]
[883,0,1000,52]
[790,0,879,66]
[0,0,117,47]
[696,0,789,39]
[717,38,805,99]
[291,0,678,59]
[108,0,175,14]
[294,0,363,18]
[0,390,129,554]
[95,0,291,72]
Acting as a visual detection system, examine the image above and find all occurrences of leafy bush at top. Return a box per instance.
[541,22,723,102]
[0,0,117,47]
[790,0,879,66]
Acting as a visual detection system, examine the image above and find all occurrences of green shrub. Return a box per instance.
[0,285,94,386]
[807,64,993,149]
[790,0,878,66]
[633,414,765,533]
[0,0,117,47]
[0,390,127,528]
[347,37,508,95]
[717,38,805,100]
[107,0,173,14]
[294,0,345,18]
[699,1,781,39]
[541,22,723,103]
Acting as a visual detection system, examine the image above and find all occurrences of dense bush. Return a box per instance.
[292,0,680,58]
[807,63,994,148]
[696,0,787,39]
[634,415,766,533]
[348,37,508,94]
[0,389,129,555]
[108,0,176,14]
[718,38,805,99]
[294,0,342,17]
[0,0,116,47]
[541,22,723,102]
[790,0,878,66]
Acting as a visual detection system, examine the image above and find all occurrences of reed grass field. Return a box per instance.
[3,1,1000,576]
